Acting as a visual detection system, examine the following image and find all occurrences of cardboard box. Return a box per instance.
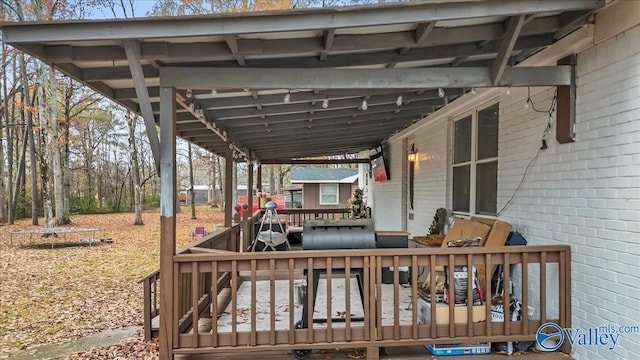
[418,298,486,325]
[442,219,491,247]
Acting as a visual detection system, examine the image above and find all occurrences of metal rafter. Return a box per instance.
[320,29,335,61]
[123,40,161,171]
[399,21,436,55]
[225,35,246,66]
[491,15,526,85]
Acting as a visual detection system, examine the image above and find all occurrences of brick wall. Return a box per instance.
[499,24,640,360]
[370,140,404,231]
[406,122,449,236]
[371,22,640,360]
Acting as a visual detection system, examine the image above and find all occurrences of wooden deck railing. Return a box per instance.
[277,208,350,227]
[140,225,242,340]
[139,269,160,341]
[170,245,571,357]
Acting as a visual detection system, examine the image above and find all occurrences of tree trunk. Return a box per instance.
[232,158,238,209]
[128,112,144,225]
[28,112,39,225]
[50,68,69,225]
[6,47,15,224]
[217,156,225,212]
[38,65,54,228]
[0,42,9,224]
[61,80,73,225]
[188,143,196,219]
[210,154,217,207]
[268,165,275,195]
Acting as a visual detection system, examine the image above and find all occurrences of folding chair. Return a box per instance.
[192,226,206,241]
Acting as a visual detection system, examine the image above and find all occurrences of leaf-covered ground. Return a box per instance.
[0,207,224,358]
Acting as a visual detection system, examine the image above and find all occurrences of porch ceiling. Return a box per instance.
[1,0,604,162]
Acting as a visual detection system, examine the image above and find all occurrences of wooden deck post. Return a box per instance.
[244,161,254,250]
[257,163,262,194]
[159,87,177,360]
[224,147,233,227]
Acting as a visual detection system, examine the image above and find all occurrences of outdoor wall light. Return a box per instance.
[407,144,418,162]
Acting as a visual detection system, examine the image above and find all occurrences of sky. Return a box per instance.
[88,0,156,19]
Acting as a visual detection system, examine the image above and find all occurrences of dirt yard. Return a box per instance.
[0,206,224,358]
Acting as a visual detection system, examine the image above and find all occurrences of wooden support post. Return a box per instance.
[366,347,380,360]
[159,86,176,360]
[224,147,233,227]
[244,162,254,251]
[256,163,262,194]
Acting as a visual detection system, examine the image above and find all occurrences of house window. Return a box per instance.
[452,103,498,216]
[319,184,339,205]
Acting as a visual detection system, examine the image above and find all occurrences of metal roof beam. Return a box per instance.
[236,122,416,142]
[210,98,444,121]
[209,104,435,127]
[2,0,603,43]
[81,65,158,81]
[232,115,420,135]
[260,158,370,165]
[242,35,553,69]
[160,66,572,90]
[491,15,526,86]
[123,40,161,171]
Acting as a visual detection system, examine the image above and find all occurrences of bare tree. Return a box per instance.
[188,142,196,219]
[50,68,69,225]
[37,65,54,228]
[127,110,144,225]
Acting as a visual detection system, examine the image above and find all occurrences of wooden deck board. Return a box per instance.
[176,346,573,359]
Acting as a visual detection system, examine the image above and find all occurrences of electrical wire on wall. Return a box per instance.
[496,87,558,217]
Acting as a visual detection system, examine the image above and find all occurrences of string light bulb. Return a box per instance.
[396,95,403,106]
[438,88,445,98]
[361,99,368,110]
[186,88,193,98]
[211,89,217,95]
[506,87,511,95]
[322,98,329,109]
[524,98,530,109]
[470,87,476,94]
[189,102,195,111]
[284,92,291,103]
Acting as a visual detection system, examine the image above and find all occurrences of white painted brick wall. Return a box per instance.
[406,122,448,236]
[370,140,404,231]
[372,22,640,360]
[499,24,640,360]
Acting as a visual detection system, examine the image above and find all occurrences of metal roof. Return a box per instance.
[1,0,604,163]
[290,167,358,183]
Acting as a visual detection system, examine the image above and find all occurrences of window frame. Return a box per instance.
[451,102,499,217]
[319,183,339,205]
